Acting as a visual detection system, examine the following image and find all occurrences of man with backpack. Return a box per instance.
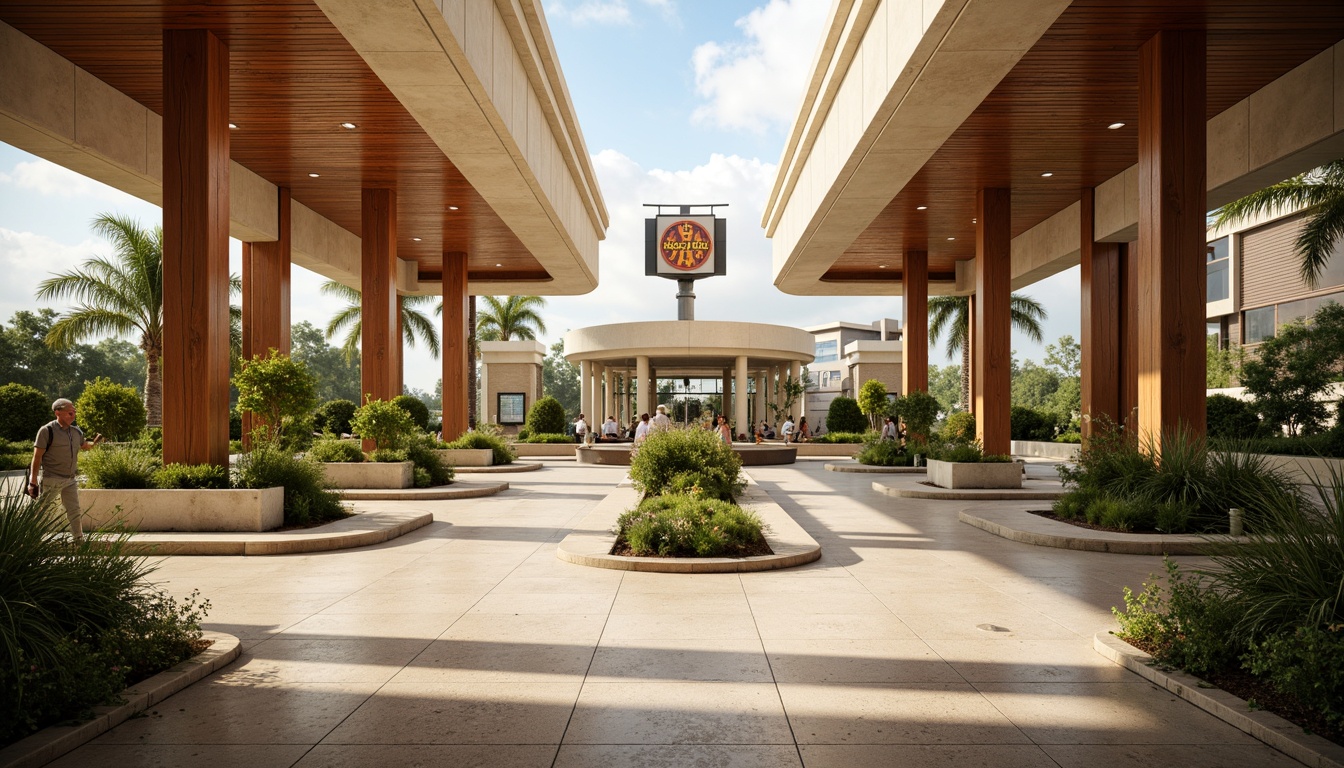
[28,398,103,542]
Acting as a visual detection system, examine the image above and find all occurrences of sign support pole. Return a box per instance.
[676,279,695,321]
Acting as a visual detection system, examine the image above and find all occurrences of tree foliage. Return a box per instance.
[526,395,568,435]
[75,378,146,441]
[825,397,867,434]
[234,350,319,444]
[928,293,1047,409]
[392,394,430,430]
[290,321,360,403]
[927,363,962,416]
[895,390,941,439]
[1207,337,1244,389]
[320,281,440,362]
[542,340,581,418]
[856,379,889,431]
[349,397,416,451]
[0,310,142,401]
[476,295,547,341]
[1241,302,1344,436]
[0,383,51,443]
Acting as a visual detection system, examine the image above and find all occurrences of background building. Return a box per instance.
[805,319,902,428]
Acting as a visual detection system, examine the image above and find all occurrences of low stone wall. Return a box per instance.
[1237,452,1344,485]
[321,461,413,489]
[1010,440,1080,460]
[82,487,284,532]
[794,442,863,457]
[432,448,493,467]
[927,459,1023,489]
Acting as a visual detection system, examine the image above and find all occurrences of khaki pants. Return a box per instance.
[40,475,82,542]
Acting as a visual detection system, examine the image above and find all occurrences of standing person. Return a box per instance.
[716,414,732,445]
[634,413,651,442]
[573,413,588,444]
[28,398,104,542]
[781,414,796,444]
[651,404,672,432]
[881,416,898,441]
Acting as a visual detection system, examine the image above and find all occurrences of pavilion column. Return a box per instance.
[579,360,591,423]
[1137,29,1207,442]
[788,361,802,422]
[161,29,230,466]
[720,369,730,420]
[974,188,1011,455]
[754,374,765,432]
[636,356,650,417]
[902,249,929,395]
[441,252,468,441]
[603,367,614,422]
[240,187,292,447]
[734,356,749,439]
[360,188,398,409]
[1080,188,1122,440]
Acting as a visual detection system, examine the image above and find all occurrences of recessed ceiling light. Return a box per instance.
[1040,172,1053,177]
[308,173,320,178]
[447,205,459,211]
[228,123,238,130]
[1107,122,1125,130]
[947,237,956,241]
[916,205,928,211]
[340,122,357,129]
[972,218,977,224]
[494,263,503,267]
[411,237,422,242]
[878,265,887,269]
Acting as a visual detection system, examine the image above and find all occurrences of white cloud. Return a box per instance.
[690,0,830,134]
[0,158,129,202]
[547,1,632,25]
[0,228,103,324]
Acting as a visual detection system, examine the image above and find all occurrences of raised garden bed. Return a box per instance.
[927,458,1022,489]
[321,460,413,489]
[432,448,493,467]
[82,487,284,532]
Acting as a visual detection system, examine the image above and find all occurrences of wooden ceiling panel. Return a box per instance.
[824,0,1344,282]
[0,0,551,283]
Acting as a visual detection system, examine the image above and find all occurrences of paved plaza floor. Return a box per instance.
[53,459,1301,767]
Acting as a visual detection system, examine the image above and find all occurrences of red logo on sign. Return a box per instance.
[659,220,712,271]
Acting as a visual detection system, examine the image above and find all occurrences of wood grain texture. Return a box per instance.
[1137,30,1207,443]
[1120,241,1139,424]
[901,250,928,395]
[1079,188,1120,440]
[161,29,230,467]
[242,187,292,360]
[441,252,469,442]
[0,0,548,281]
[360,187,397,404]
[974,189,1011,456]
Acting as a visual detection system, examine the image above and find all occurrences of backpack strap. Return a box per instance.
[42,420,57,450]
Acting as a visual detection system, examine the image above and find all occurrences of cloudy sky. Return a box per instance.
[0,0,1080,393]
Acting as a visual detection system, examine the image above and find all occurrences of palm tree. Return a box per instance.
[320,280,441,364]
[1213,160,1344,288]
[928,293,1046,411]
[475,295,547,341]
[36,213,241,427]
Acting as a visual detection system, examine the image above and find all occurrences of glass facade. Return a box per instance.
[1243,306,1275,344]
[814,339,838,363]
[1206,237,1230,303]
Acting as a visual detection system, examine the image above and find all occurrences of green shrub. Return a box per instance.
[0,440,30,471]
[516,426,531,441]
[232,443,346,526]
[234,350,318,445]
[856,439,909,467]
[1243,625,1344,725]
[1010,405,1058,441]
[392,394,430,431]
[350,397,416,451]
[521,433,575,444]
[1113,559,1243,676]
[0,491,209,744]
[825,397,867,434]
[629,426,743,501]
[74,378,146,441]
[446,431,516,465]
[137,426,163,455]
[1086,496,1153,531]
[80,444,160,489]
[307,437,364,463]
[405,432,453,487]
[614,494,766,557]
[1055,431,1082,444]
[229,408,242,441]
[1051,488,1095,520]
[369,448,408,463]
[0,383,51,444]
[1154,499,1193,533]
[857,379,889,431]
[526,396,568,435]
[151,463,230,490]
[812,431,870,444]
[1206,393,1261,440]
[314,399,358,435]
[942,411,975,443]
[896,390,941,440]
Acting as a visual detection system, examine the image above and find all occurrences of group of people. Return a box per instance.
[756,415,810,444]
[572,405,675,444]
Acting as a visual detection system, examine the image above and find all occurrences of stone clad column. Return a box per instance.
[734,355,749,439]
[161,29,230,466]
[603,367,613,422]
[754,373,765,433]
[1080,188,1122,440]
[579,360,591,424]
[902,249,928,395]
[441,252,468,441]
[636,356,650,417]
[1137,29,1207,442]
[360,188,398,406]
[974,188,1011,455]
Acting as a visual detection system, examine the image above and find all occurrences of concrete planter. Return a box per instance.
[1235,453,1344,485]
[794,442,863,457]
[927,459,1023,489]
[1011,440,1081,460]
[432,448,494,467]
[511,442,579,457]
[322,461,414,489]
[81,487,284,532]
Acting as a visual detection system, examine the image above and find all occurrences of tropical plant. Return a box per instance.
[474,295,547,341]
[825,396,867,434]
[404,432,454,487]
[35,214,241,426]
[1212,159,1344,288]
[320,280,440,363]
[856,380,889,431]
[0,383,50,443]
[233,350,319,445]
[928,293,1047,410]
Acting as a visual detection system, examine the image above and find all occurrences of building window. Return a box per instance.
[814,339,838,363]
[1206,257,1230,303]
[1243,306,1275,344]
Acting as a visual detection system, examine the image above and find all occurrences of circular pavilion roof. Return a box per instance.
[563,321,815,375]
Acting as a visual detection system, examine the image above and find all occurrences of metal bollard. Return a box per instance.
[1229,508,1244,536]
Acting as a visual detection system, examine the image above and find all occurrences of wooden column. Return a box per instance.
[902,249,929,395]
[966,295,977,414]
[393,296,404,397]
[1079,188,1121,440]
[974,188,1011,455]
[240,188,292,447]
[1137,30,1207,443]
[1119,242,1140,425]
[441,252,468,441]
[161,29,230,467]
